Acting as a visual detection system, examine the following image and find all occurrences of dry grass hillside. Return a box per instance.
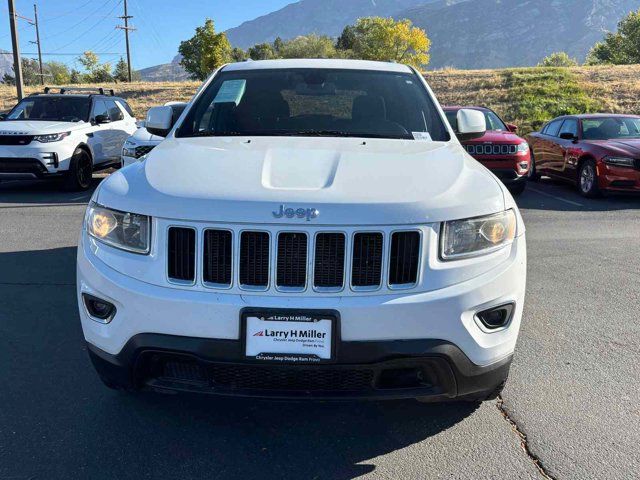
[1,64,639,134]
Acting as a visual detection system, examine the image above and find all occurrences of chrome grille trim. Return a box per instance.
[161,222,427,295]
[466,144,518,156]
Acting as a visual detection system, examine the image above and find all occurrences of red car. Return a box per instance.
[444,106,531,195]
[526,114,640,197]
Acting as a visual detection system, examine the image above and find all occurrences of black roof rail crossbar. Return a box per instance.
[43,86,115,96]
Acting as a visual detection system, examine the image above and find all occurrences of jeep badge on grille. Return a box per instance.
[272,204,319,221]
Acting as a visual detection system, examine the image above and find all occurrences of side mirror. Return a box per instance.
[0,113,7,121]
[146,106,174,137]
[456,109,486,141]
[559,132,577,141]
[506,123,518,133]
[95,114,110,125]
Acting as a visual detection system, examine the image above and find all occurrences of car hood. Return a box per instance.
[129,127,163,144]
[0,120,89,134]
[463,130,524,144]
[588,139,640,156]
[98,136,505,225]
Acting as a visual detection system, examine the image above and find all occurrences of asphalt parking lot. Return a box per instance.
[0,177,638,480]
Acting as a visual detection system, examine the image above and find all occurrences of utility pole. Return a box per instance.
[117,0,135,82]
[7,0,24,100]
[31,4,44,85]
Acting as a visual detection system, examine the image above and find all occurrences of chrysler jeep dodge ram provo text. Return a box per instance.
[77,59,527,402]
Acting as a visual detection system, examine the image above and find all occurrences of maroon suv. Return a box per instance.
[444,106,531,195]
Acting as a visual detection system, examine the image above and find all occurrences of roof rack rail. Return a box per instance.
[43,86,115,96]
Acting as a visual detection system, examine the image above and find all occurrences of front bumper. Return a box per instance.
[88,334,512,400]
[0,144,71,175]
[78,230,526,399]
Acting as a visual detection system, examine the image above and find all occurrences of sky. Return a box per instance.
[0,0,293,70]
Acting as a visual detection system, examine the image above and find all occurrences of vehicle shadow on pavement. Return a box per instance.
[517,178,639,212]
[0,246,480,480]
[0,177,102,205]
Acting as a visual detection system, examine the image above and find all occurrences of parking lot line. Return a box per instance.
[527,186,584,207]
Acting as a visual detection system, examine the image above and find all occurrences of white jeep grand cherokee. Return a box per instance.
[77,59,526,402]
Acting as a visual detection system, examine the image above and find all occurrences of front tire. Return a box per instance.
[62,147,93,191]
[528,151,541,182]
[578,159,601,197]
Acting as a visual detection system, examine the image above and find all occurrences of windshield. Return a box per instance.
[582,117,640,140]
[176,68,450,141]
[7,96,91,122]
[445,109,507,132]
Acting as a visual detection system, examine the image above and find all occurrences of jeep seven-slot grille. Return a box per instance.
[351,233,383,288]
[167,228,422,291]
[466,144,518,156]
[240,231,270,287]
[314,233,346,288]
[389,232,420,286]
[168,227,196,282]
[276,232,308,288]
[203,229,232,286]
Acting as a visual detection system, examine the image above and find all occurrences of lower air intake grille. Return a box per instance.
[167,227,196,282]
[240,231,270,287]
[203,229,233,286]
[276,232,308,288]
[351,232,383,288]
[210,364,375,391]
[389,231,420,286]
[314,233,345,288]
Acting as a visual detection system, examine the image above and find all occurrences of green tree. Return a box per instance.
[537,52,578,67]
[77,51,113,82]
[69,69,82,84]
[113,58,129,82]
[336,17,431,67]
[278,34,336,59]
[230,47,247,62]
[3,58,42,85]
[586,9,640,64]
[178,18,232,80]
[248,42,277,60]
[45,61,71,84]
[273,37,285,55]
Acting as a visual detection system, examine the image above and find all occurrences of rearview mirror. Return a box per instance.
[456,109,486,141]
[146,106,174,137]
[506,123,518,133]
[95,114,110,125]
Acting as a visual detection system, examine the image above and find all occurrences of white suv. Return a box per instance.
[77,60,526,402]
[0,87,137,190]
[121,102,186,167]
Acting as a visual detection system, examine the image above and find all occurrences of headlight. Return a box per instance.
[604,156,635,167]
[517,142,529,153]
[34,132,70,143]
[441,209,517,260]
[86,203,151,254]
[122,140,136,158]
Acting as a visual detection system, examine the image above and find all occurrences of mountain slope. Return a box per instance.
[139,54,189,82]
[225,0,437,48]
[402,0,640,68]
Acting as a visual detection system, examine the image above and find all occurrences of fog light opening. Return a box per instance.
[82,294,116,323]
[476,303,514,330]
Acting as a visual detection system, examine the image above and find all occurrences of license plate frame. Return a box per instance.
[241,308,340,364]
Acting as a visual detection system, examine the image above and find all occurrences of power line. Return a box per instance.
[41,0,117,41]
[47,0,122,53]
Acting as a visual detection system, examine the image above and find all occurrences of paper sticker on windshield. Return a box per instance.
[412,131,432,141]
[213,79,246,105]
